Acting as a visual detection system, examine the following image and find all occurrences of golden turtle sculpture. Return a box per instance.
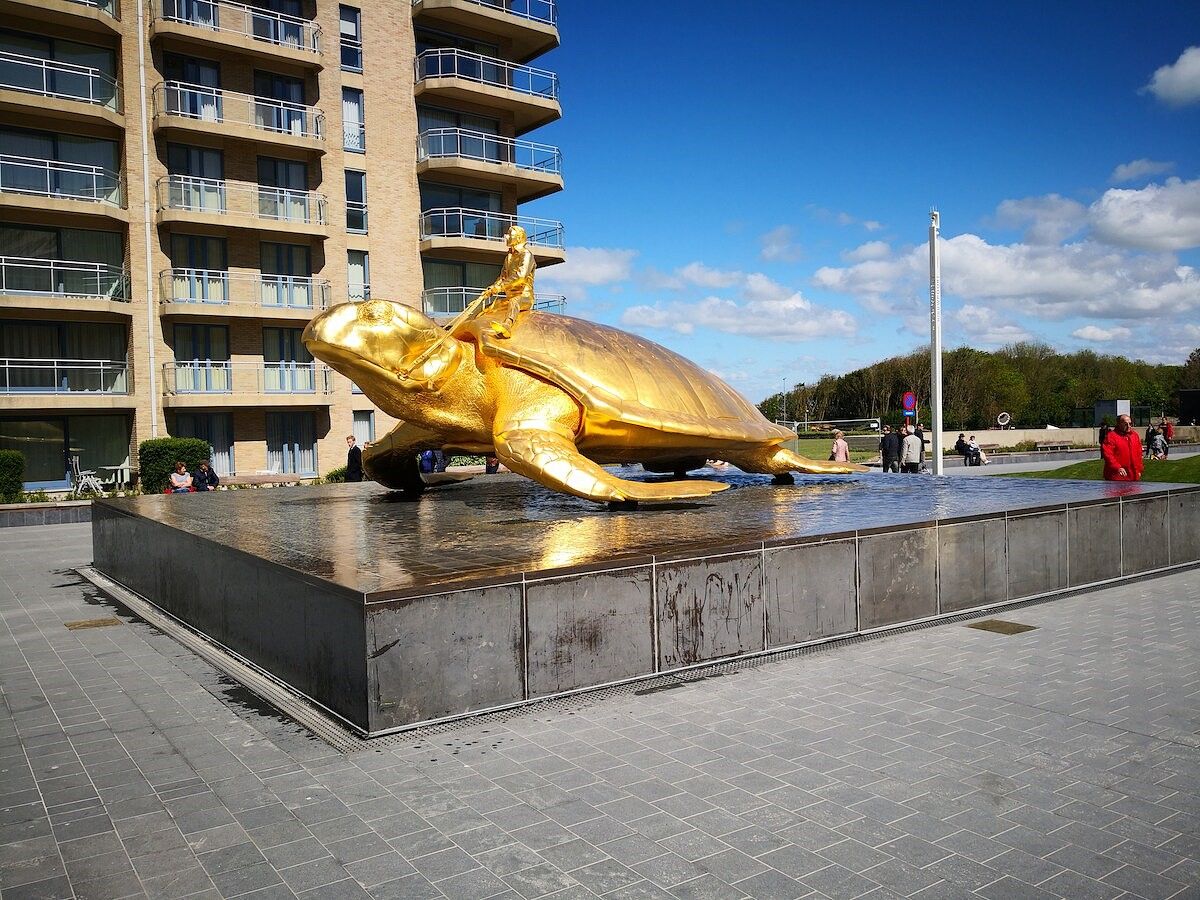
[303,299,866,504]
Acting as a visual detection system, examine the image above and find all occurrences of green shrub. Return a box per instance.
[0,450,24,503]
[323,465,347,483]
[138,438,213,494]
[23,490,50,504]
[449,455,486,466]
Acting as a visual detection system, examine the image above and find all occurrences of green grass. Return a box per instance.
[785,438,876,463]
[1007,453,1200,483]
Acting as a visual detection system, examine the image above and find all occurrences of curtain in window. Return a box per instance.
[266,411,316,475]
[347,250,368,300]
[0,128,53,196]
[352,410,374,445]
[174,412,234,475]
[342,89,364,150]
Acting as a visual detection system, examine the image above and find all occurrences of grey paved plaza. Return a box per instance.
[2,523,1199,900]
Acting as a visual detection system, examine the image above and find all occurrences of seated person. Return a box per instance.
[954,433,970,463]
[169,461,193,493]
[192,460,220,491]
[967,435,988,465]
[1149,431,1168,460]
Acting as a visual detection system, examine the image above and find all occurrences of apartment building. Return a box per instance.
[0,0,564,489]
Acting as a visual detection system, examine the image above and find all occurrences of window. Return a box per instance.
[171,323,229,392]
[173,412,234,476]
[347,250,368,302]
[0,225,125,299]
[421,259,501,314]
[169,234,227,303]
[266,411,316,475]
[342,88,365,152]
[0,126,121,203]
[416,106,500,162]
[263,326,313,392]
[253,70,306,135]
[0,415,129,490]
[260,242,312,308]
[353,410,374,444]
[345,170,366,233]
[339,6,362,72]
[420,183,502,240]
[163,54,221,122]
[0,320,127,393]
[257,156,309,221]
[166,144,225,212]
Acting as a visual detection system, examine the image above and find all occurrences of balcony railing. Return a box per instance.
[417,128,560,175]
[421,286,564,317]
[0,50,121,112]
[0,256,128,301]
[414,48,557,100]
[0,357,128,394]
[153,0,321,55]
[343,121,366,152]
[155,82,324,141]
[162,360,332,395]
[156,175,327,226]
[66,0,119,17]
[420,207,563,249]
[159,268,330,310]
[412,0,557,27]
[0,154,124,206]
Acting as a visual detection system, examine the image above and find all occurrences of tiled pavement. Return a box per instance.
[1,524,1198,900]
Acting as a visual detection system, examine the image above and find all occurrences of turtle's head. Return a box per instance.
[303,300,461,406]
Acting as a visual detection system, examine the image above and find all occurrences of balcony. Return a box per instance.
[419,207,564,265]
[161,360,333,407]
[421,286,564,318]
[156,175,328,237]
[0,153,125,220]
[417,128,561,201]
[0,50,122,126]
[153,82,325,152]
[2,0,121,35]
[0,357,132,411]
[342,121,365,153]
[411,0,557,63]
[149,0,322,69]
[414,49,559,134]
[158,268,330,320]
[0,256,129,316]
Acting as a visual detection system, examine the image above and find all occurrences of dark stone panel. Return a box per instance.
[1122,496,1169,575]
[857,527,937,629]
[1170,491,1200,565]
[1007,511,1068,599]
[366,584,524,730]
[657,553,763,669]
[939,518,1007,613]
[526,568,653,697]
[764,539,856,647]
[1068,503,1121,586]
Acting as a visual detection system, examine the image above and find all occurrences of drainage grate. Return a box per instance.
[64,617,122,630]
[966,618,1037,635]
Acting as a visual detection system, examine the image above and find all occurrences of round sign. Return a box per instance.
[902,391,917,411]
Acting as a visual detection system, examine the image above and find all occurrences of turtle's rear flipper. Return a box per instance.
[495,428,728,504]
[729,445,869,476]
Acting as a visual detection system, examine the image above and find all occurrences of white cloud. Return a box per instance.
[1110,159,1174,184]
[954,304,1032,345]
[676,262,743,289]
[863,220,883,232]
[995,194,1087,245]
[1143,45,1200,106]
[1072,325,1132,342]
[759,225,804,262]
[537,247,637,287]
[807,205,884,232]
[842,241,891,262]
[1088,177,1200,251]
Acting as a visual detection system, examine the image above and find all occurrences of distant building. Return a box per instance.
[1180,390,1200,425]
[1094,399,1131,426]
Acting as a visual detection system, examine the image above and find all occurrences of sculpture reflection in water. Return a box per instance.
[303,227,867,506]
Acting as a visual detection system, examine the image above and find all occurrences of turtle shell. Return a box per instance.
[472,312,794,444]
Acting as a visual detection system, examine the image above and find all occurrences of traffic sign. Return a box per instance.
[902,391,917,412]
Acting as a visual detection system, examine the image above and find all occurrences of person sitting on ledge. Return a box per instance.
[169,461,193,493]
[192,460,220,491]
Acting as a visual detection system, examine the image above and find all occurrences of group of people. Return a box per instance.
[168,460,220,493]
[1144,421,1173,460]
[876,422,927,473]
[953,433,990,466]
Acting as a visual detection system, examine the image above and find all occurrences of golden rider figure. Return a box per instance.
[477,225,535,339]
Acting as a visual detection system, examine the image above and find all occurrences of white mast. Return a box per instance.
[929,210,944,475]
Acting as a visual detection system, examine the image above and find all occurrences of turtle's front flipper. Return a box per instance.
[494,426,728,504]
[729,445,869,476]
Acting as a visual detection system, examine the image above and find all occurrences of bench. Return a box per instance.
[1035,441,1071,452]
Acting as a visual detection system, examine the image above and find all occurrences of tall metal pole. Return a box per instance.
[781,379,787,423]
[929,210,944,475]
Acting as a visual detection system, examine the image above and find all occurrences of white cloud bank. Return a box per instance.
[1143,45,1200,106]
[1089,177,1200,251]
[1072,325,1132,343]
[537,247,638,288]
[759,225,804,262]
[1110,159,1174,184]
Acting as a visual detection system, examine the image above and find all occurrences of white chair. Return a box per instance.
[69,456,105,498]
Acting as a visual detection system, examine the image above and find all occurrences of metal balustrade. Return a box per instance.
[414,48,557,100]
[154,82,324,140]
[412,0,557,26]
[156,175,327,226]
[0,256,128,300]
[421,286,565,317]
[419,207,563,249]
[66,0,118,17]
[417,128,560,174]
[162,360,332,395]
[0,50,121,111]
[0,154,124,206]
[152,0,321,55]
[343,122,366,152]
[0,357,128,393]
[159,269,330,310]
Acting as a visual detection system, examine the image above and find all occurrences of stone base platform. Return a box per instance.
[90,471,1200,737]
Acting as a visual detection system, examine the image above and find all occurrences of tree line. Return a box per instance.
[759,343,1200,431]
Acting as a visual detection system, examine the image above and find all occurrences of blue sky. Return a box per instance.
[524,2,1200,403]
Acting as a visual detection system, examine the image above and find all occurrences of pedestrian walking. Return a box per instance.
[830,430,850,462]
[879,425,901,473]
[1102,414,1144,482]
[901,425,923,474]
[345,435,363,482]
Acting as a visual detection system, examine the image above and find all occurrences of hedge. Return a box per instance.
[138,438,213,494]
[323,465,347,483]
[0,450,24,503]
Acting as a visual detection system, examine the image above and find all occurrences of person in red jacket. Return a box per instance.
[1102,414,1144,481]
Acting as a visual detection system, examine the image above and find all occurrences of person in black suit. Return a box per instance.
[192,460,220,491]
[345,435,363,482]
